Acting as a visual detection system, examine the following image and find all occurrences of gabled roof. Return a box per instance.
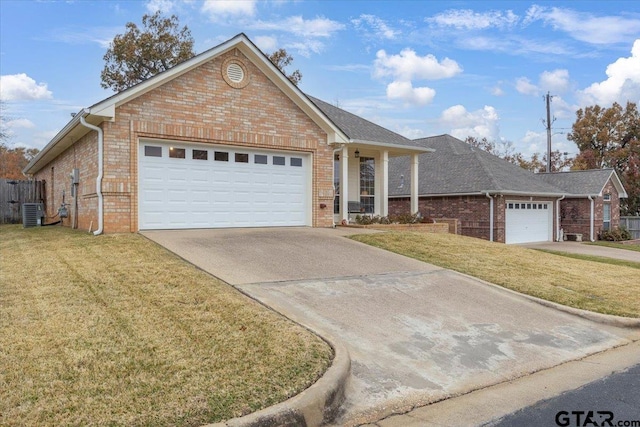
[308,96,411,145]
[389,134,565,197]
[537,169,628,198]
[24,33,349,175]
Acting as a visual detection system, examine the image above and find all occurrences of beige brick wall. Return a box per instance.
[37,48,334,232]
[34,131,99,231]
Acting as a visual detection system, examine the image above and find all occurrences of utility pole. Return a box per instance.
[544,92,554,173]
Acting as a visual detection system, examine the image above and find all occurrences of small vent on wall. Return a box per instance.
[227,63,244,83]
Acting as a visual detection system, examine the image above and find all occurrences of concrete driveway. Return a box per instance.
[143,228,638,426]
[521,241,640,262]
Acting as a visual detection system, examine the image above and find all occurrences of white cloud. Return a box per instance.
[373,48,462,81]
[516,69,571,97]
[386,81,435,106]
[578,39,640,106]
[427,9,519,30]
[254,35,278,53]
[539,69,570,93]
[251,16,345,38]
[515,77,539,96]
[146,0,177,13]
[352,14,399,40]
[201,0,256,21]
[525,6,640,45]
[6,118,35,129]
[439,105,500,141]
[491,86,505,96]
[0,74,53,101]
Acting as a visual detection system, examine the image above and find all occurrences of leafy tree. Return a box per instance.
[101,11,195,92]
[568,102,640,215]
[0,143,39,179]
[465,136,573,172]
[267,48,302,86]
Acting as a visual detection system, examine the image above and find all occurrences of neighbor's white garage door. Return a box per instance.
[505,201,553,244]
[138,141,311,230]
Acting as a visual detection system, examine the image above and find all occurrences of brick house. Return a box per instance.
[538,169,627,241]
[23,33,425,234]
[388,135,627,244]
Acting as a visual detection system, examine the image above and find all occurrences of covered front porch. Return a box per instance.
[332,141,431,224]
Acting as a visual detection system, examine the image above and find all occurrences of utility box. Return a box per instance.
[22,203,45,228]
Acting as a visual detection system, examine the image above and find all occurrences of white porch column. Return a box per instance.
[410,153,419,214]
[340,145,349,222]
[381,150,389,217]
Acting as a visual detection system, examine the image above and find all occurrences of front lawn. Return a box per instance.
[0,225,332,426]
[351,232,640,318]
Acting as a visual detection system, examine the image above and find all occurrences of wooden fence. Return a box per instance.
[620,216,640,240]
[0,179,45,224]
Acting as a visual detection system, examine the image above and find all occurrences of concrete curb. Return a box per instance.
[204,334,350,427]
[458,271,640,329]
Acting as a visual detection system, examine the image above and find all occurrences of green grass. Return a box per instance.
[351,231,640,318]
[0,225,332,427]
[587,241,640,252]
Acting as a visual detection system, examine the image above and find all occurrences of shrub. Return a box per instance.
[599,226,631,241]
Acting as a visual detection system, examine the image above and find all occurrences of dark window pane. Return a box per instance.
[291,157,303,167]
[235,153,249,163]
[214,151,229,162]
[255,154,268,164]
[508,203,513,209]
[144,146,162,157]
[169,147,185,158]
[273,156,285,165]
[192,149,208,160]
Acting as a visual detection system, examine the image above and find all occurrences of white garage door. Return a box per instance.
[505,201,553,244]
[139,141,311,230]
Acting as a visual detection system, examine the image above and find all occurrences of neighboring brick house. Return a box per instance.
[538,169,627,241]
[388,135,627,244]
[23,33,425,234]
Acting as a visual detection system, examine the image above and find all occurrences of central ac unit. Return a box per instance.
[22,203,45,228]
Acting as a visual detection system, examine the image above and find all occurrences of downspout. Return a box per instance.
[79,115,104,235]
[587,195,595,242]
[485,192,494,242]
[556,195,565,241]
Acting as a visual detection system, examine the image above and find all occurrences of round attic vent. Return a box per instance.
[227,63,244,83]
[222,57,249,89]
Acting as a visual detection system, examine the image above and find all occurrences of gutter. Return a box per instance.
[556,195,565,241]
[485,192,494,242]
[79,114,104,236]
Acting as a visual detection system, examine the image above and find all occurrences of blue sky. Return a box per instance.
[1,1,639,160]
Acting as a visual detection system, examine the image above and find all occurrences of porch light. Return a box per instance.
[354,149,360,158]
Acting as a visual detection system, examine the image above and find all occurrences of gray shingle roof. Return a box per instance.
[307,96,411,145]
[389,135,564,196]
[537,169,619,196]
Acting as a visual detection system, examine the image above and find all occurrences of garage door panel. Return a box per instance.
[139,141,310,229]
[506,201,552,244]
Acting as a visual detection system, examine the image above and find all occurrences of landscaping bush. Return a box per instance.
[354,213,432,225]
[599,226,631,241]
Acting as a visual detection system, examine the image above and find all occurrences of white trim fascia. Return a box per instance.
[389,190,567,199]
[23,110,85,175]
[349,139,432,155]
[605,170,628,198]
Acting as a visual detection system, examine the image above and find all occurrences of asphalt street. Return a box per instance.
[488,364,640,427]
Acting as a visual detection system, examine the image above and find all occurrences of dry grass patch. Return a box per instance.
[351,232,640,318]
[0,225,332,426]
